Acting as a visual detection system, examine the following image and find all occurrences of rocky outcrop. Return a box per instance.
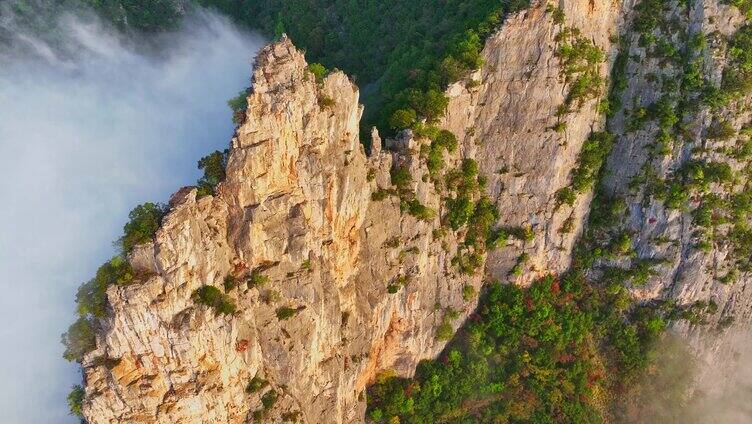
[442,0,627,284]
[77,2,644,422]
[439,0,752,400]
[80,37,480,423]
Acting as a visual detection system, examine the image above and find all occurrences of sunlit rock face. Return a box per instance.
[441,0,626,284]
[596,0,752,392]
[79,1,752,421]
[81,37,480,423]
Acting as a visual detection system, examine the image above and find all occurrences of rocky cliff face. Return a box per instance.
[442,0,627,283]
[81,38,481,423]
[78,0,752,422]
[597,0,752,392]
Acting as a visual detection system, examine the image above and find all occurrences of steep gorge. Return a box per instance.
[70,0,752,422]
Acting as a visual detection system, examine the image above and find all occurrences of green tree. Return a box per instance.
[118,202,167,254]
[389,108,417,130]
[273,13,286,40]
[62,317,96,363]
[276,306,299,320]
[192,286,236,315]
[67,385,85,417]
[445,195,474,230]
[62,255,137,362]
[196,150,228,197]
[227,89,250,125]
[307,63,329,83]
[75,256,133,318]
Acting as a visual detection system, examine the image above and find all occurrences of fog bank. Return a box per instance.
[0,8,263,423]
[617,330,752,423]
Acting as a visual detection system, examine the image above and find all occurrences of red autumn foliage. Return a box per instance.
[405,383,416,397]
[587,371,602,386]
[557,353,574,363]
[233,262,248,277]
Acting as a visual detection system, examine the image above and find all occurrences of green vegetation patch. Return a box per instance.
[62,256,135,362]
[248,269,269,288]
[196,150,229,197]
[62,316,97,363]
[276,305,305,320]
[554,27,606,110]
[67,385,85,417]
[723,0,752,18]
[227,89,250,125]
[118,202,168,254]
[367,275,664,423]
[246,375,269,394]
[723,24,752,97]
[200,0,532,136]
[192,285,237,315]
[307,63,329,83]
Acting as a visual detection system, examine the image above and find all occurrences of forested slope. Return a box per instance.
[197,0,532,130]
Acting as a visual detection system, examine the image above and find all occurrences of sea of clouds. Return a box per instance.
[0,6,263,422]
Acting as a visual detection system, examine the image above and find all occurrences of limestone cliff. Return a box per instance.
[442,0,627,283]
[596,0,752,393]
[80,38,481,423]
[77,0,752,422]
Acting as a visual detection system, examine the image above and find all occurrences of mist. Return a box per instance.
[683,330,752,423]
[616,330,752,423]
[0,7,264,423]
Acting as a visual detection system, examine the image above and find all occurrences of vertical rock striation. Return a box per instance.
[596,0,752,392]
[442,0,626,284]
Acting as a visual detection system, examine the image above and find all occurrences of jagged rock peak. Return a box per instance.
[80,35,478,424]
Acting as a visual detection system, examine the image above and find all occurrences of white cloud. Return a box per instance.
[0,9,264,423]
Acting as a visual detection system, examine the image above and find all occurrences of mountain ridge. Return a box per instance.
[64,0,752,422]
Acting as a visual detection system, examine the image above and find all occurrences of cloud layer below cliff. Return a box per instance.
[683,330,752,423]
[617,331,752,423]
[0,9,263,423]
